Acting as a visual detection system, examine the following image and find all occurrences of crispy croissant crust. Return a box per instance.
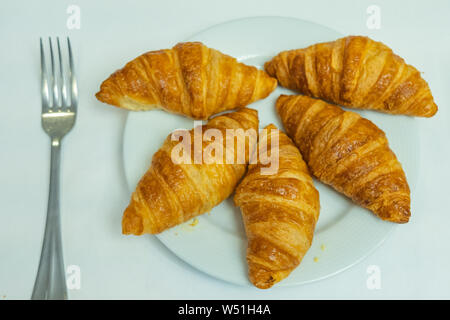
[123,108,259,235]
[234,124,320,289]
[277,95,411,223]
[96,42,277,119]
[265,36,437,117]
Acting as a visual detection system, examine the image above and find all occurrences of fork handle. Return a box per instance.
[32,139,68,300]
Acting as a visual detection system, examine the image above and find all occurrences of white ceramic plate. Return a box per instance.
[123,16,420,287]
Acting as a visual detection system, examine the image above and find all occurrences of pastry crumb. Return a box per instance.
[321,244,326,251]
[313,257,319,263]
[189,218,199,227]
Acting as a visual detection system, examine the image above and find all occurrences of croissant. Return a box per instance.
[276,95,411,223]
[265,36,437,117]
[234,124,320,289]
[96,42,277,119]
[123,108,259,235]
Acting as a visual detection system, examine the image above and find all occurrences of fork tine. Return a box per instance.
[67,37,78,111]
[40,38,50,112]
[56,38,68,108]
[49,37,59,109]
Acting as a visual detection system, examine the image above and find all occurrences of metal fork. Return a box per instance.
[32,37,78,300]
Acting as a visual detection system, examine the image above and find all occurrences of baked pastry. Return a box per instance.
[234,124,320,289]
[96,42,277,119]
[276,94,410,223]
[122,108,259,235]
[265,36,437,117]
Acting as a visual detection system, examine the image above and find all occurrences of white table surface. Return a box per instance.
[1,0,449,299]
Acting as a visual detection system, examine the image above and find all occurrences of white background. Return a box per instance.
[1,0,449,299]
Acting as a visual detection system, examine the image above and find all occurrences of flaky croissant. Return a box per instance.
[234,124,320,289]
[123,108,259,235]
[277,95,410,223]
[96,42,277,119]
[265,36,437,117]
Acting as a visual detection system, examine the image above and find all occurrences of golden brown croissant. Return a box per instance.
[96,42,277,119]
[265,36,437,117]
[123,108,259,235]
[276,95,411,223]
[234,124,320,289]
